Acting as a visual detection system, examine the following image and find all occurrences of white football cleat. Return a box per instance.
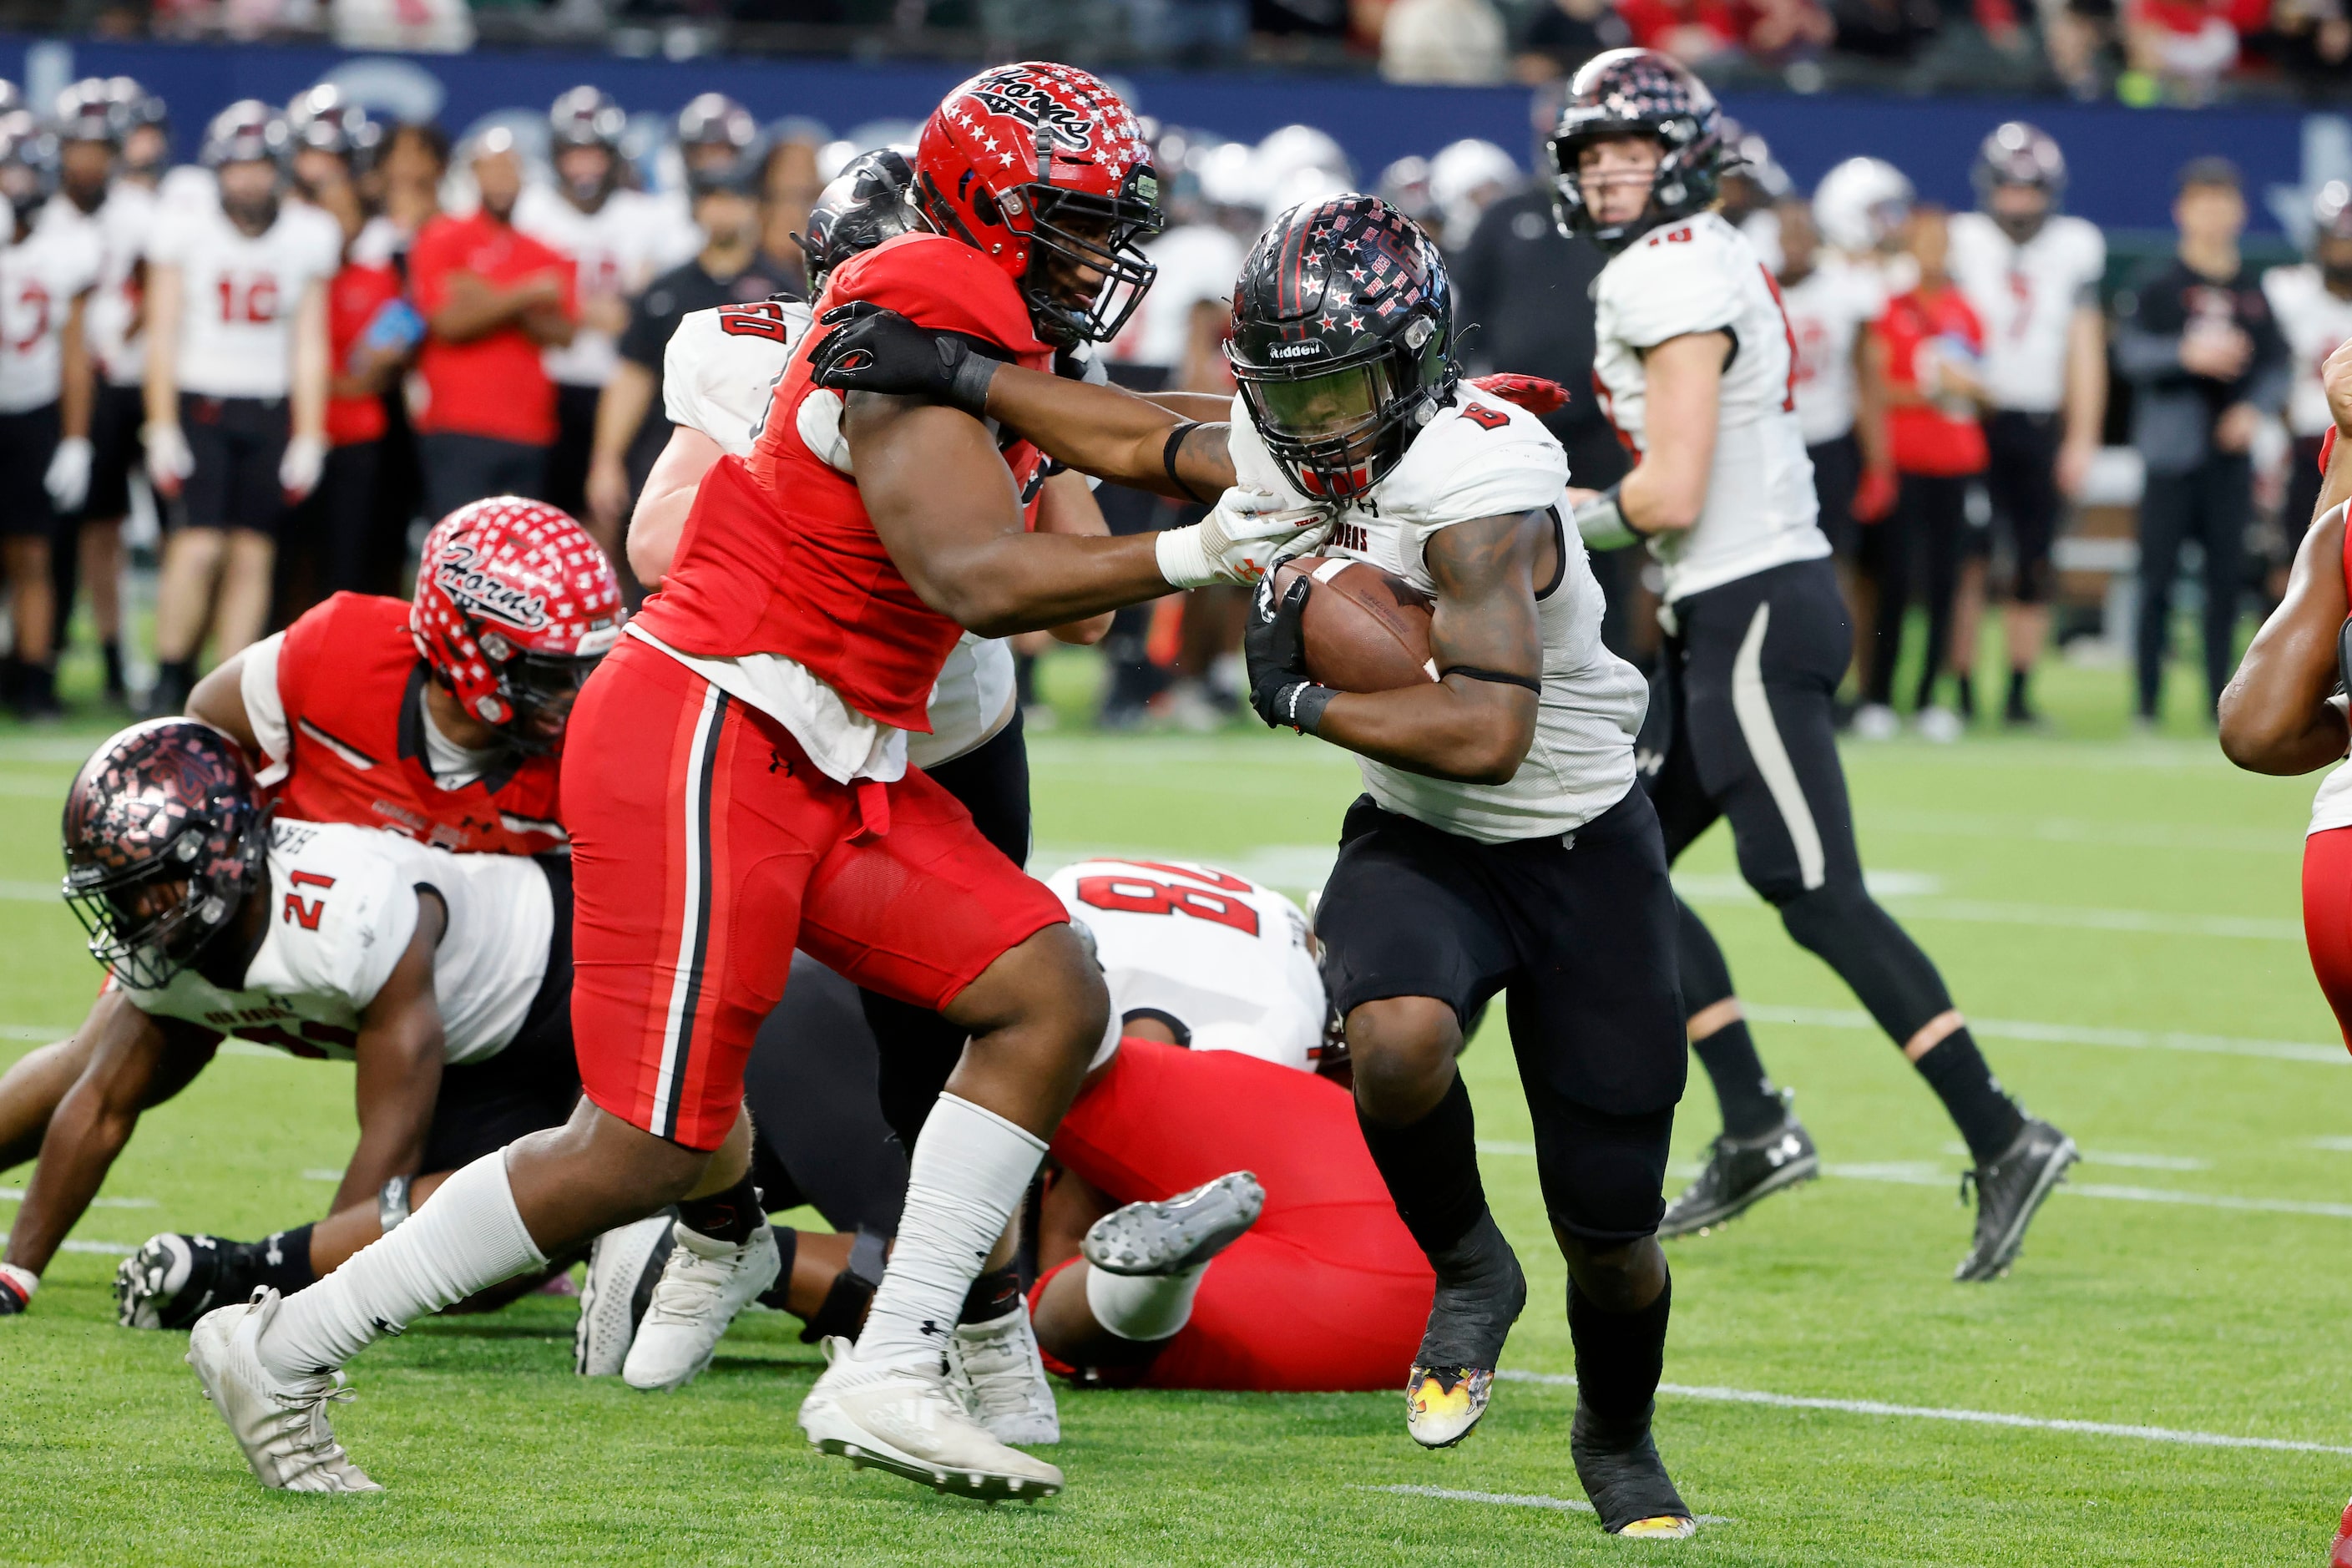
[185,1288,380,1493]
[950,1300,1059,1445]
[800,1338,1064,1501]
[1081,1171,1264,1277]
[621,1220,780,1391]
[575,1214,676,1377]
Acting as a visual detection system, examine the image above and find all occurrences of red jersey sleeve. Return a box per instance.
[407,220,456,316]
[827,232,1051,359]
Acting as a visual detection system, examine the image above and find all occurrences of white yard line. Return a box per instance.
[1355,1485,1733,1524]
[1678,880,2303,941]
[0,1188,154,1207]
[0,880,58,902]
[58,1239,134,1256]
[1860,808,2294,857]
[1752,1004,2343,1065]
[1495,1372,2352,1456]
[1820,1161,2352,1220]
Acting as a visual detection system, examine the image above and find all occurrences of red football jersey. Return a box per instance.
[272,593,567,855]
[632,232,1054,732]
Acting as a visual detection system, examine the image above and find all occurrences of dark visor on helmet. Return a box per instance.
[1233,356,1404,500]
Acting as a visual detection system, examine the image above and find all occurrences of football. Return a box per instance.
[1272,555,1437,693]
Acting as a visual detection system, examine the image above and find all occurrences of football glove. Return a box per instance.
[143,421,193,498]
[1469,373,1571,417]
[43,436,91,513]
[809,301,999,419]
[0,1262,36,1314]
[1246,573,1334,734]
[1156,487,1326,589]
[279,433,327,503]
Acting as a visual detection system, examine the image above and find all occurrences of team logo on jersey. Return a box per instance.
[432,542,550,632]
[969,79,1096,150]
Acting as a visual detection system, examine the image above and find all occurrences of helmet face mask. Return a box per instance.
[1545,48,1727,255]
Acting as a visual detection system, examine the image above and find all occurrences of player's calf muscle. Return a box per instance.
[504,1102,711,1256]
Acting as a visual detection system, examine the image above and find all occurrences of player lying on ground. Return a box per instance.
[813,195,1699,1536]
[175,62,1326,1502]
[0,721,581,1319]
[580,857,1434,1391]
[2220,339,2352,1046]
[1548,49,2073,1277]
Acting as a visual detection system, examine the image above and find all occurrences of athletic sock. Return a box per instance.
[1955,673,1976,721]
[2006,667,2031,720]
[1914,1030,2026,1164]
[1356,1073,1487,1257]
[255,1152,548,1383]
[234,1226,317,1297]
[101,640,125,699]
[675,1176,762,1247]
[961,1262,1021,1326]
[854,1094,1044,1373]
[1085,1259,1209,1342]
[1568,1272,1671,1426]
[1691,1020,1780,1139]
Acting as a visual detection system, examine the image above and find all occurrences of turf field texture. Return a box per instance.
[4,648,2348,1567]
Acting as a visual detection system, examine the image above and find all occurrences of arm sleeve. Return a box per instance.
[240,631,291,766]
[1595,230,1743,351]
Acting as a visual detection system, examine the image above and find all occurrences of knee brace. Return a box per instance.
[1775,882,1955,1045]
[1673,897,1737,1015]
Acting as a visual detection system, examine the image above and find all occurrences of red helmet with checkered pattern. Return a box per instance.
[913,62,1163,346]
[409,498,622,755]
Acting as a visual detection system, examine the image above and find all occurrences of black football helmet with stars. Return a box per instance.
[1226,194,1459,502]
[1545,48,1731,255]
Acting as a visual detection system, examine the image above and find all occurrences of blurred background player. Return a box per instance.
[2262,182,2352,580]
[2114,157,2286,729]
[1553,51,2074,1281]
[0,112,99,722]
[407,126,575,520]
[1947,122,2107,731]
[140,100,336,716]
[655,94,761,268]
[517,89,665,530]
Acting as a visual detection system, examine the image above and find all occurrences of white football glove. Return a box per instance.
[279,432,327,501]
[1154,487,1328,589]
[43,436,91,513]
[143,422,193,496]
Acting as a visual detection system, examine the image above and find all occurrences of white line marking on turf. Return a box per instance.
[1751,1004,2344,1065]
[1495,1373,2352,1456]
[1356,1485,1734,1525]
[1822,1161,2352,1219]
[58,1239,134,1256]
[0,1188,154,1207]
[3,1024,70,1041]
[2313,1137,2352,1152]
[1861,808,2295,857]
[301,1169,341,1182]
[0,880,59,902]
[1677,879,2303,941]
[1937,1141,2210,1171]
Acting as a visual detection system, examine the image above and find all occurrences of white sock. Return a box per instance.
[855,1094,1044,1372]
[1085,1260,1211,1343]
[257,1152,548,1383]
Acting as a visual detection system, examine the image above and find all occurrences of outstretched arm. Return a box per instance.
[335,894,448,1217]
[1250,511,1548,785]
[2220,502,2349,775]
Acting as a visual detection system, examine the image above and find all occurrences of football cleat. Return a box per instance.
[949,1300,1060,1446]
[118,1232,235,1330]
[1571,1398,1694,1537]
[1405,1364,1495,1449]
[574,1213,675,1377]
[622,1219,780,1391]
[1659,1098,1819,1237]
[1080,1170,1265,1277]
[1404,1211,1525,1449]
[185,1288,380,1492]
[1955,1117,2076,1282]
[800,1337,1065,1501]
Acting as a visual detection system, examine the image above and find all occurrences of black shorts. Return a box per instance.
[1641,557,1864,901]
[418,856,582,1172]
[418,432,549,522]
[1808,433,1862,559]
[543,382,601,523]
[1977,410,2062,603]
[83,382,144,522]
[0,402,58,540]
[177,392,290,536]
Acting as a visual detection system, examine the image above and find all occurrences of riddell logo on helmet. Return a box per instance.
[435,543,549,632]
[969,80,1095,151]
[1269,341,1324,360]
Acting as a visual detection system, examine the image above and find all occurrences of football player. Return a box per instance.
[177,63,1317,1502]
[1547,50,2074,1276]
[0,720,579,1323]
[2263,183,2352,582]
[141,101,339,716]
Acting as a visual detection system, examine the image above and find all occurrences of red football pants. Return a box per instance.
[1029,1039,1433,1392]
[563,636,1066,1150]
[2304,826,2352,1053]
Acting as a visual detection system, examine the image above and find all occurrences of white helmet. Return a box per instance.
[1262,162,1353,225]
[1429,137,1520,240]
[1813,156,1913,254]
[1255,123,1353,187]
[1198,138,1267,214]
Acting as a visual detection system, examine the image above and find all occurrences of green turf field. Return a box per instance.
[5,643,2348,1566]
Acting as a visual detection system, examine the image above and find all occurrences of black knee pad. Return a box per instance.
[1673,897,1737,1014]
[1775,882,1954,1044]
[1530,1090,1675,1247]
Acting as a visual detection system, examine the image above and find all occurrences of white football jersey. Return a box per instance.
[119,818,553,1065]
[1229,383,1648,844]
[1948,211,2104,416]
[2263,263,2352,438]
[660,297,1018,769]
[1591,211,1827,605]
[514,183,667,388]
[1047,858,1327,1073]
[146,195,341,400]
[0,214,100,412]
[1778,255,1884,448]
[42,183,154,388]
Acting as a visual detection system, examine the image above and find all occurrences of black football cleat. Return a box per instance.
[1571,1399,1696,1538]
[1659,1096,1818,1237]
[116,1232,240,1329]
[1955,1117,2076,1282]
[1404,1212,1526,1449]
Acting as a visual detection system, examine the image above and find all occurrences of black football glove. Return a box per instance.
[809,301,999,418]
[1246,573,1334,734]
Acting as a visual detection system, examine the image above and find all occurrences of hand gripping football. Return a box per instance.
[1269,556,1437,694]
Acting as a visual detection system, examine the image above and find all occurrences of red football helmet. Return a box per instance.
[409,498,623,755]
[913,62,1163,346]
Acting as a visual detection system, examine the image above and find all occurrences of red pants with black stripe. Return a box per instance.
[563,635,1066,1150]
[1029,1039,1434,1392]
[2305,826,2352,1053]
